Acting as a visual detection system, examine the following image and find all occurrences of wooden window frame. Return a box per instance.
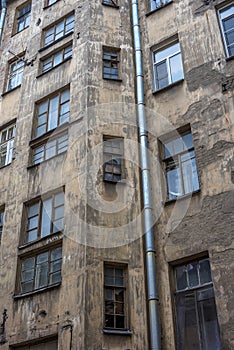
[19,245,62,294]
[40,43,73,74]
[6,58,24,92]
[34,86,70,138]
[159,128,199,201]
[25,190,64,244]
[14,1,31,34]
[43,13,75,48]
[103,136,124,183]
[173,257,222,350]
[103,47,121,80]
[104,263,129,331]
[31,130,68,166]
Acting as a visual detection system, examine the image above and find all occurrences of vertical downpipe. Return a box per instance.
[0,0,7,44]
[131,1,161,349]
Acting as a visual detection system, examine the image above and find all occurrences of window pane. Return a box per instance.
[170,53,184,83]
[51,246,61,260]
[54,51,63,66]
[28,203,39,217]
[188,262,199,288]
[41,198,52,237]
[197,291,222,350]
[175,292,200,350]
[155,42,180,62]
[45,140,56,160]
[49,271,61,284]
[35,262,48,288]
[116,315,125,328]
[199,259,212,285]
[176,265,187,290]
[182,152,199,194]
[167,165,182,199]
[105,314,114,328]
[27,229,37,242]
[155,61,168,89]
[48,96,59,131]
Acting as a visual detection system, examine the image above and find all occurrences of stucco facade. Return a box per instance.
[0,0,233,349]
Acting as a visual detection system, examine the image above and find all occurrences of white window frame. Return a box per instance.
[161,129,199,200]
[153,41,184,91]
[6,59,24,92]
[0,124,16,168]
[218,3,234,58]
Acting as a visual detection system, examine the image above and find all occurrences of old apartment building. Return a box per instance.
[0,0,233,349]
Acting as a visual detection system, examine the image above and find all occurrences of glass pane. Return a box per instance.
[170,52,184,83]
[61,89,70,103]
[175,292,200,350]
[223,16,234,32]
[50,260,62,273]
[199,259,212,285]
[115,289,124,303]
[182,153,199,194]
[155,42,180,62]
[198,292,222,350]
[54,206,64,220]
[22,268,34,282]
[105,314,114,328]
[105,301,114,314]
[41,198,52,237]
[21,281,34,293]
[45,140,56,159]
[225,29,234,46]
[55,21,64,40]
[176,265,187,290]
[53,218,64,232]
[28,203,39,217]
[49,271,61,284]
[167,166,182,199]
[51,247,62,260]
[48,96,59,130]
[54,192,64,206]
[220,5,234,20]
[45,27,54,45]
[188,262,199,288]
[182,133,193,150]
[105,289,114,300]
[35,262,48,288]
[27,229,37,242]
[164,140,174,158]
[54,51,63,66]
[36,125,47,137]
[28,216,38,230]
[116,315,125,328]
[37,252,49,264]
[38,101,48,115]
[23,257,35,270]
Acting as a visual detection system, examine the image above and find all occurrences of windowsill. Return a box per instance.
[103,77,122,82]
[164,189,201,206]
[36,56,72,78]
[146,1,173,17]
[38,32,74,53]
[102,2,119,9]
[27,150,67,169]
[1,84,21,97]
[152,78,184,94]
[225,54,234,62]
[18,232,63,251]
[43,0,61,9]
[13,282,61,299]
[29,122,69,145]
[103,329,132,336]
[0,162,13,171]
[11,25,30,38]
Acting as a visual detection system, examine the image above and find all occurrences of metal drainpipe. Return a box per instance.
[0,0,7,44]
[131,1,161,349]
